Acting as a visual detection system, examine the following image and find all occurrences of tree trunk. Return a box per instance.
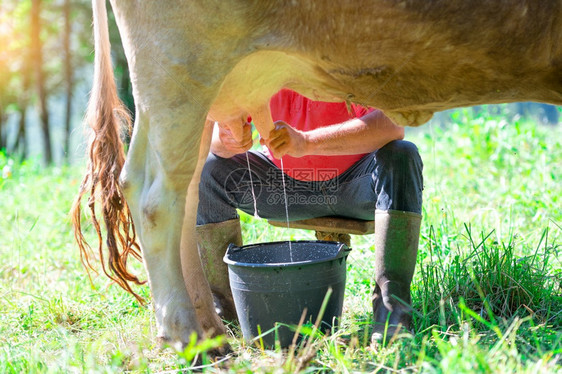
[14,36,32,159]
[31,0,52,164]
[15,106,28,157]
[63,0,73,162]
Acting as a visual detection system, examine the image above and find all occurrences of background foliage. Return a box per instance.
[0,0,132,164]
[0,1,561,373]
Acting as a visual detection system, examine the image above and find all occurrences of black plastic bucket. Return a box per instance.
[224,240,351,347]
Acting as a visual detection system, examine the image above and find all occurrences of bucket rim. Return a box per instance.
[223,240,351,268]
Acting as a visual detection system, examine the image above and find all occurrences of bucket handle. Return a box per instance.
[333,241,352,260]
[225,241,351,260]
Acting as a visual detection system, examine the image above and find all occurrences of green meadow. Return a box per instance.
[0,107,560,373]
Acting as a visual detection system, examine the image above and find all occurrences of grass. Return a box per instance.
[0,106,561,372]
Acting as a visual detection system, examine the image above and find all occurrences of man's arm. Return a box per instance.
[262,109,405,159]
[210,121,253,158]
[208,103,274,158]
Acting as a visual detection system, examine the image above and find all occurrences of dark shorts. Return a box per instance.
[197,140,423,225]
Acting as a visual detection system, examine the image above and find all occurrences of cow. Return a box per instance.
[71,0,562,348]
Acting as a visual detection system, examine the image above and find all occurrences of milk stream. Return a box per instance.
[245,152,260,219]
[279,158,294,261]
[245,150,293,261]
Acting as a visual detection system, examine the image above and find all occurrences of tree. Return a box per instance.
[31,0,52,164]
[63,0,73,161]
[0,1,28,155]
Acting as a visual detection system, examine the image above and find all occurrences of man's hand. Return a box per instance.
[210,121,253,158]
[260,121,309,159]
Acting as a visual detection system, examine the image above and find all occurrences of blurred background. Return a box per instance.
[0,0,560,166]
[0,0,132,165]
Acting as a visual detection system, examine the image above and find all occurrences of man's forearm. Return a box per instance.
[304,110,405,156]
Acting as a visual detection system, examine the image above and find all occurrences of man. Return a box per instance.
[196,89,423,340]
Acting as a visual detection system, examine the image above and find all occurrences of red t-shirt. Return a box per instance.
[265,89,372,181]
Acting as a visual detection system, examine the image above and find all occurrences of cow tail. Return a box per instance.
[71,0,145,303]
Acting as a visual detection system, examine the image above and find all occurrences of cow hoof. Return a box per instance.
[157,334,231,352]
[154,297,205,350]
[208,341,233,359]
[197,309,228,338]
[158,334,232,369]
[157,335,185,351]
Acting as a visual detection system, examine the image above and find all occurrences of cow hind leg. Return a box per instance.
[180,121,226,332]
[121,106,225,348]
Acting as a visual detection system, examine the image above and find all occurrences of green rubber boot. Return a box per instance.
[372,210,422,343]
[196,218,242,322]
